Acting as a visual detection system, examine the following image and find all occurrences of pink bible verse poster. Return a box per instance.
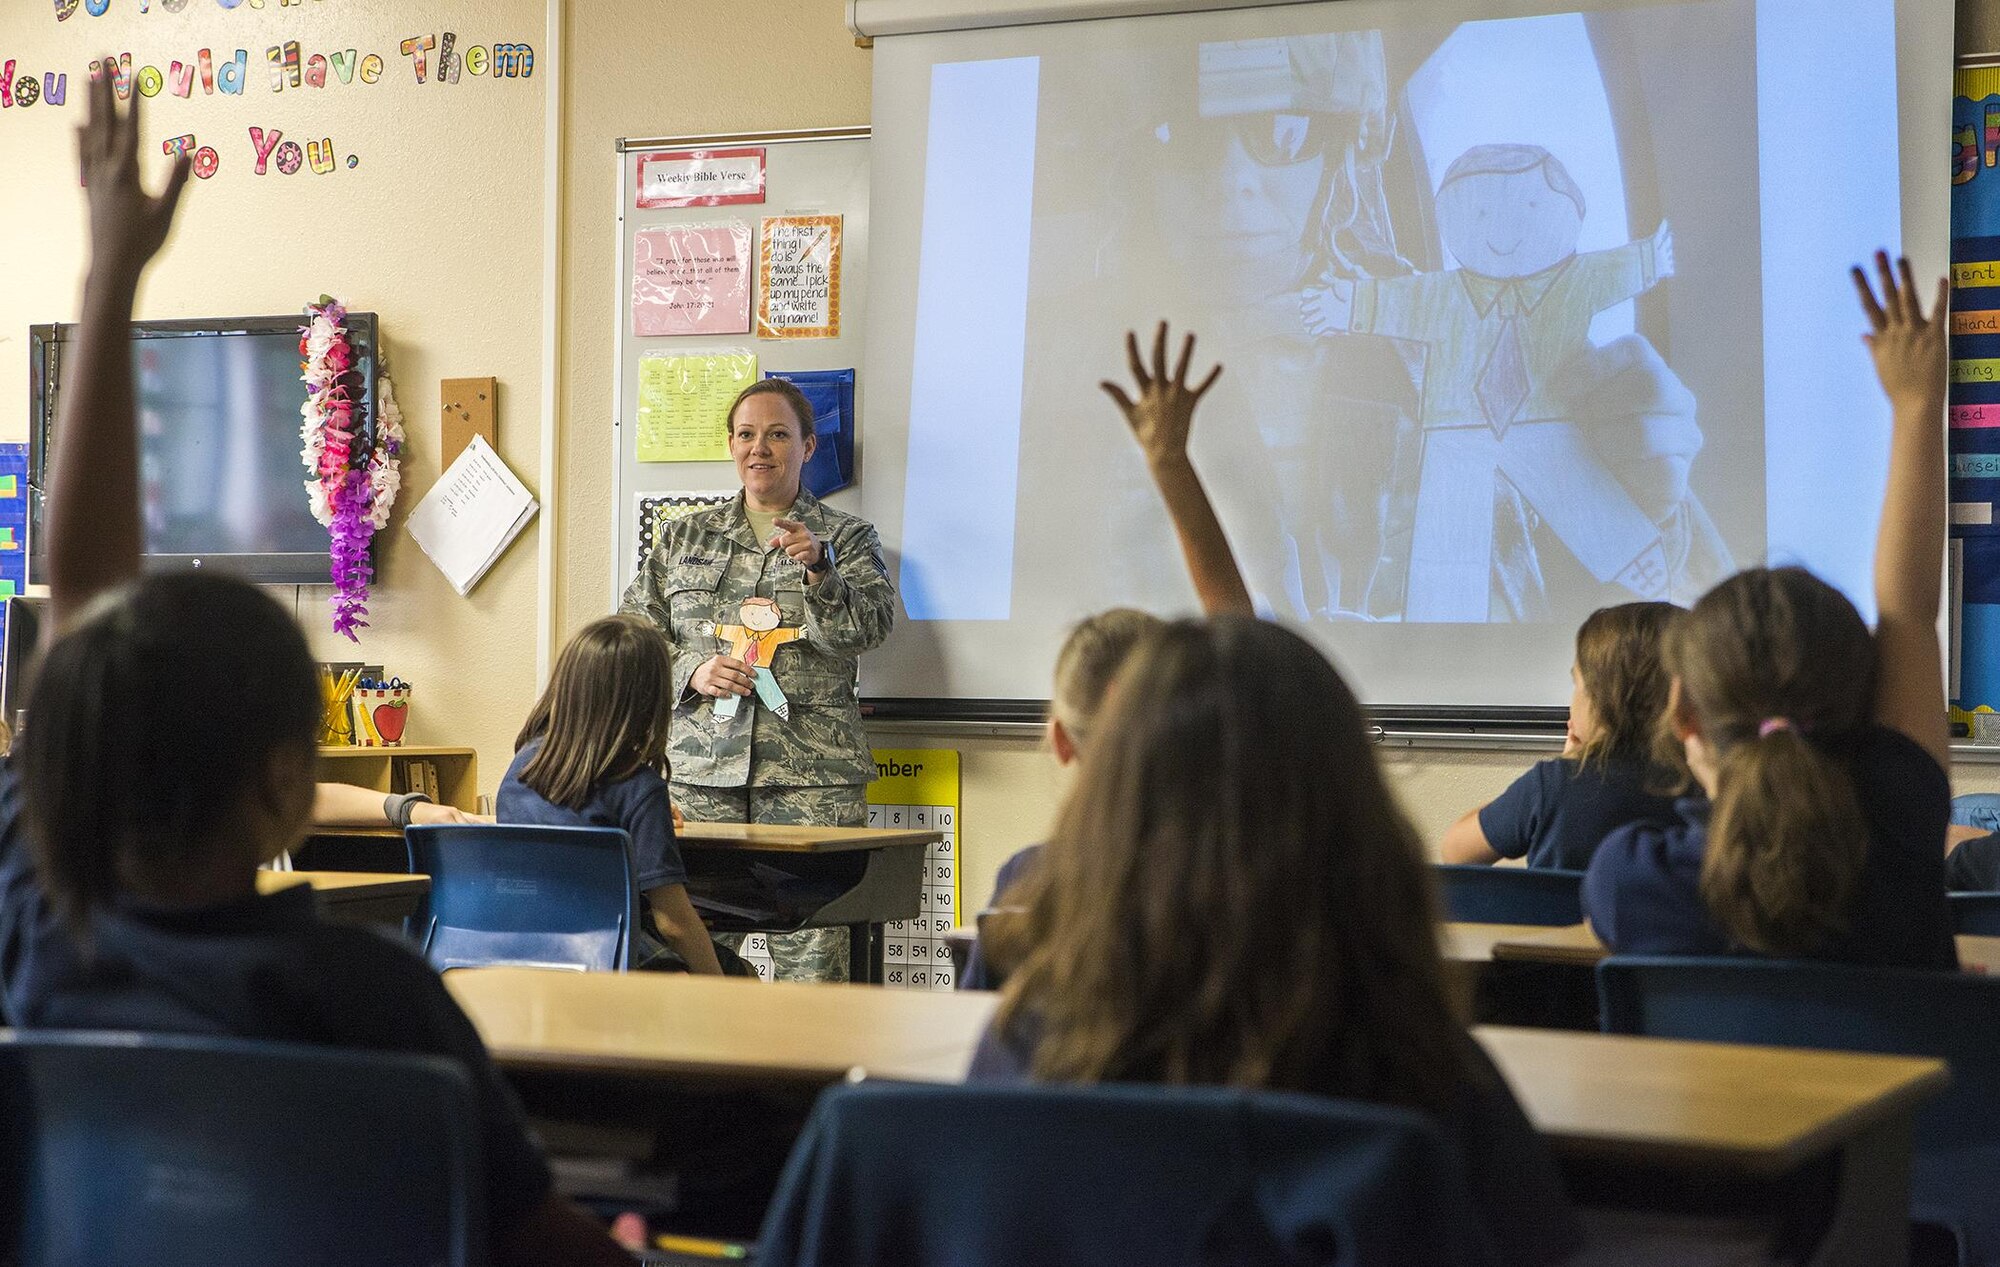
[632,221,753,337]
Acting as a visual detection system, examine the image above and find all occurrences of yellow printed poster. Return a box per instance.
[756,214,842,339]
[635,351,756,463]
[867,749,962,991]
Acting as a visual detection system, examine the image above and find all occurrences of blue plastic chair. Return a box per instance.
[0,1031,481,1266]
[1433,864,1585,926]
[407,823,637,971]
[757,1081,1503,1266]
[1950,892,2000,937]
[1598,956,2000,1266]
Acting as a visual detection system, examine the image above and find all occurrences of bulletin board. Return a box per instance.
[611,128,871,602]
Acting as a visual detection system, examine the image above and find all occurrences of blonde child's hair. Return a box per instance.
[1049,609,1166,748]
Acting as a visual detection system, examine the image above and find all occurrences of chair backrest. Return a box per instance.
[1433,864,1585,926]
[757,1081,1500,1267]
[407,824,637,972]
[1949,891,2000,936]
[0,1030,482,1266]
[1598,955,2000,1262]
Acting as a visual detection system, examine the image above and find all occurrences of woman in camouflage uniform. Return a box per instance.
[621,379,895,981]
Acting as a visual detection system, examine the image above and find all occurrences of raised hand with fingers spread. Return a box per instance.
[1852,250,1951,769]
[1102,322,1253,616]
[1102,322,1224,471]
[77,71,190,284]
[47,73,192,631]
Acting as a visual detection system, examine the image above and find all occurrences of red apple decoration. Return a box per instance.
[373,697,409,745]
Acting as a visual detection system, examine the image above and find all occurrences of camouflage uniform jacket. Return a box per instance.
[621,488,894,789]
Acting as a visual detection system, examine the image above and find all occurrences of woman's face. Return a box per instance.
[1156,113,1327,302]
[730,393,816,510]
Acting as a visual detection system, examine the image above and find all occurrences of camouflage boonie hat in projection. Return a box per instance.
[1197,32,1389,121]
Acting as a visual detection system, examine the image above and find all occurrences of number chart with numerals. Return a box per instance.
[866,748,961,991]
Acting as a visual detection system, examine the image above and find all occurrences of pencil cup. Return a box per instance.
[320,667,361,747]
[349,686,412,747]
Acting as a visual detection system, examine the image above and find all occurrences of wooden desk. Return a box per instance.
[675,822,943,985]
[257,870,429,926]
[446,966,994,1085]
[450,968,1940,1264]
[1478,1025,1943,1176]
[1447,922,2000,975]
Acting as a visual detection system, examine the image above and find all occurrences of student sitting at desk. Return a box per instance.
[1439,602,1683,870]
[1582,254,1956,969]
[0,81,630,1265]
[971,331,1580,1265]
[500,614,727,974]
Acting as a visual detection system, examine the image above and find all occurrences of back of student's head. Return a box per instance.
[1667,566,1876,956]
[1572,601,1681,768]
[1001,615,1473,1114]
[517,614,674,810]
[22,573,321,926]
[1048,608,1164,747]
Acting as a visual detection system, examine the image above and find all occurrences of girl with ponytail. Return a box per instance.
[1582,253,1957,969]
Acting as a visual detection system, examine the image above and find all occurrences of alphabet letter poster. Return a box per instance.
[756,214,842,340]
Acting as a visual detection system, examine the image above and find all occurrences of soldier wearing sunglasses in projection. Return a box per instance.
[1144,33,1416,621]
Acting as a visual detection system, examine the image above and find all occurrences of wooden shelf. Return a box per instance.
[314,745,479,813]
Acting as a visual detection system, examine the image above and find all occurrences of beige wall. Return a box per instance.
[0,0,549,785]
[8,1,1991,900]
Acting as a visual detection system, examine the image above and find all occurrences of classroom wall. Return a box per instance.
[0,0,550,787]
[7,2,1993,898]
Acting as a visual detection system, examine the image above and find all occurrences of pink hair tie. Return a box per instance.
[1758,718,1796,738]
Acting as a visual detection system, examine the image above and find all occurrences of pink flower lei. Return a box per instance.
[300,296,403,640]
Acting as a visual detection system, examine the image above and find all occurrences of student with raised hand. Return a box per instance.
[970,618,1580,1264]
[3,79,631,1265]
[967,325,1579,1261]
[1582,253,1956,968]
[1440,602,1682,870]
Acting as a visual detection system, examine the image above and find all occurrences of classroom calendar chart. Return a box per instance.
[868,749,961,991]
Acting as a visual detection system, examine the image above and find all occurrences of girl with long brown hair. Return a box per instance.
[501,614,723,974]
[969,330,1579,1264]
[1582,254,1956,968]
[1440,601,1683,870]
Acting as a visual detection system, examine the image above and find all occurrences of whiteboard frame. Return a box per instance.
[610,127,871,608]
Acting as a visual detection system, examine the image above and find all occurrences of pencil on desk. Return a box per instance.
[653,1232,748,1259]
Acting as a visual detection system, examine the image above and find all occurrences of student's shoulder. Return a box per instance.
[1854,724,1950,798]
[601,763,672,814]
[285,922,469,1036]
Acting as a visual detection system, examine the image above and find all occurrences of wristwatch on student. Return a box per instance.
[806,540,836,578]
[384,790,433,829]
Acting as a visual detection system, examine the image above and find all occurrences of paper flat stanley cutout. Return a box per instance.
[713,597,802,721]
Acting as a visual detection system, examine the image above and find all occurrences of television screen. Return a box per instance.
[28,314,378,585]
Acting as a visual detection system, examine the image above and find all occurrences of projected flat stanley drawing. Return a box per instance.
[1078,31,1737,625]
[1300,141,1718,620]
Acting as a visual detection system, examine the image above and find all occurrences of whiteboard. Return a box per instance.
[611,128,871,602]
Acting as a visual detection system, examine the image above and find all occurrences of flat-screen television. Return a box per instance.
[27,313,379,586]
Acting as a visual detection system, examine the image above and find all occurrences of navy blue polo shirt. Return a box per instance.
[1948,832,2000,891]
[969,1018,1581,1266]
[961,843,1042,992]
[0,755,555,1237]
[1582,726,1957,969]
[1477,756,1679,870]
[496,739,688,893]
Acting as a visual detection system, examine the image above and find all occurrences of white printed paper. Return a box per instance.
[404,436,539,596]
